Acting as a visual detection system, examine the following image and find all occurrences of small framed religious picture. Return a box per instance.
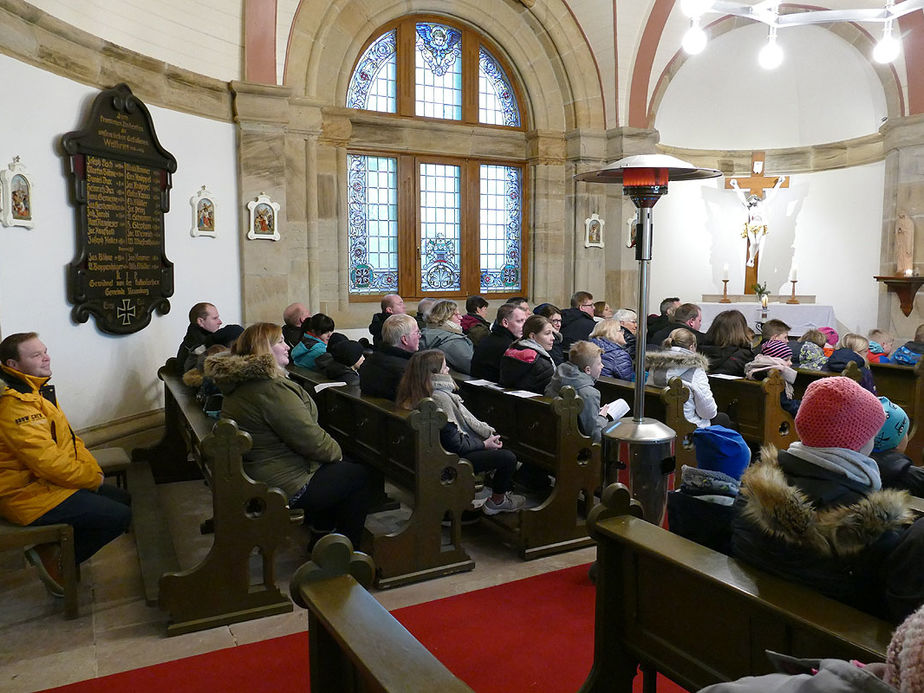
[247,192,280,241]
[584,213,604,248]
[0,156,35,229]
[190,185,217,238]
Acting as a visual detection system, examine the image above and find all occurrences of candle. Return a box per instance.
[905,268,914,277]
[789,266,798,282]
[761,294,769,308]
[722,263,729,280]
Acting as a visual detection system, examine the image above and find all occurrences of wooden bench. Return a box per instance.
[288,366,477,588]
[457,380,602,558]
[871,360,924,465]
[289,534,473,693]
[793,360,861,398]
[579,484,895,692]
[0,519,78,619]
[132,360,296,634]
[708,369,796,451]
[594,376,694,477]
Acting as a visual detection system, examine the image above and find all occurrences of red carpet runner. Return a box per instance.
[44,564,687,692]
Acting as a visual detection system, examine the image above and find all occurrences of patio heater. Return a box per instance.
[575,155,721,523]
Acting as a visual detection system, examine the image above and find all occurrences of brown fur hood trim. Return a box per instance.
[644,348,710,372]
[740,445,913,557]
[182,369,204,388]
[204,352,280,391]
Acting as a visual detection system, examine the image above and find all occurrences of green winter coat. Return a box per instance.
[204,352,341,498]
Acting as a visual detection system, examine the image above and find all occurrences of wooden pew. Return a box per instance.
[871,360,924,465]
[457,380,602,558]
[708,369,796,451]
[290,534,474,693]
[131,360,296,633]
[579,484,894,693]
[793,360,861,398]
[149,374,296,635]
[288,366,477,588]
[594,376,695,477]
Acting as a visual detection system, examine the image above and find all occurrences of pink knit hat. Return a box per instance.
[885,604,924,692]
[794,376,886,450]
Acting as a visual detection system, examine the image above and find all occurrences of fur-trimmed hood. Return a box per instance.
[204,352,281,394]
[739,445,913,557]
[645,347,709,372]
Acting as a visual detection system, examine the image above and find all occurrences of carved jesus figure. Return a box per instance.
[730,176,786,267]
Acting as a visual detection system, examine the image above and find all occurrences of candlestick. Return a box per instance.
[720,279,731,303]
[787,279,799,304]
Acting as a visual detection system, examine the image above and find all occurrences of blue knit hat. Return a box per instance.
[874,397,910,452]
[692,425,751,481]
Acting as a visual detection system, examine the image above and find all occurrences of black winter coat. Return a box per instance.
[358,344,413,400]
[559,308,595,351]
[499,341,555,394]
[471,324,517,382]
[701,344,754,377]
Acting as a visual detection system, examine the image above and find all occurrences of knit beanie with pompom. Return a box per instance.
[794,376,885,451]
[885,603,924,692]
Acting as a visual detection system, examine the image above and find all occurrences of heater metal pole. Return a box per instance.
[632,205,653,424]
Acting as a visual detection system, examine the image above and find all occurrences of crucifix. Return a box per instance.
[725,152,788,294]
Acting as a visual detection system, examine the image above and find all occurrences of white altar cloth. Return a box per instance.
[698,302,836,337]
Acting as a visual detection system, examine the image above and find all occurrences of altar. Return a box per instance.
[697,301,836,337]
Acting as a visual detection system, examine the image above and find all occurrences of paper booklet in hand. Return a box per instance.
[601,398,630,420]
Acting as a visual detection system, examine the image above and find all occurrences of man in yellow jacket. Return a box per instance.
[0,332,131,596]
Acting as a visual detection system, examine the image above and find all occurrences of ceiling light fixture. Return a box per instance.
[682,18,708,54]
[758,25,784,69]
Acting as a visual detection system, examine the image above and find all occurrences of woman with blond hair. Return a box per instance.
[205,323,369,547]
[588,319,633,380]
[396,350,525,515]
[419,299,474,374]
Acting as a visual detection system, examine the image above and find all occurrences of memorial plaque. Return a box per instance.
[62,83,176,334]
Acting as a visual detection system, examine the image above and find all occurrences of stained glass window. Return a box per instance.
[415,23,463,120]
[478,47,520,127]
[345,17,525,298]
[347,154,398,294]
[419,163,462,291]
[347,30,397,112]
[479,165,521,292]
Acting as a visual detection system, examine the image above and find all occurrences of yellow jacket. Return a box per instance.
[0,365,102,524]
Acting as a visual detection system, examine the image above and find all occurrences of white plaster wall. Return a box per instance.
[649,163,884,336]
[655,22,887,149]
[0,54,241,430]
[26,0,243,83]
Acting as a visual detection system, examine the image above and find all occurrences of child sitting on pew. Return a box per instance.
[796,329,828,371]
[291,313,335,370]
[313,335,365,386]
[699,602,924,692]
[872,397,924,497]
[667,425,751,555]
[745,339,800,417]
[826,333,877,394]
[396,349,525,515]
[731,376,924,623]
[868,329,895,364]
[891,323,924,366]
[545,340,623,443]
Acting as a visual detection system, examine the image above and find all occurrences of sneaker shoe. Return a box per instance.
[482,493,526,516]
[471,487,492,510]
[25,544,65,598]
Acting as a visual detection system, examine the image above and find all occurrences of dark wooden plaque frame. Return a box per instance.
[62,83,176,335]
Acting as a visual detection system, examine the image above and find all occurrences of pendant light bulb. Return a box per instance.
[682,20,707,55]
[758,28,784,70]
[873,21,900,64]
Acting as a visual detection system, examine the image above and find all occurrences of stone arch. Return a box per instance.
[645,14,904,131]
[283,0,605,132]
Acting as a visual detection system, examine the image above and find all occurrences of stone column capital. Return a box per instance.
[231,81,293,126]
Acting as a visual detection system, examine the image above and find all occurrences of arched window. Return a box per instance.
[346,16,526,300]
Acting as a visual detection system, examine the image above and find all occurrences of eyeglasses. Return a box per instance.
[550,318,562,325]
[580,303,594,308]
